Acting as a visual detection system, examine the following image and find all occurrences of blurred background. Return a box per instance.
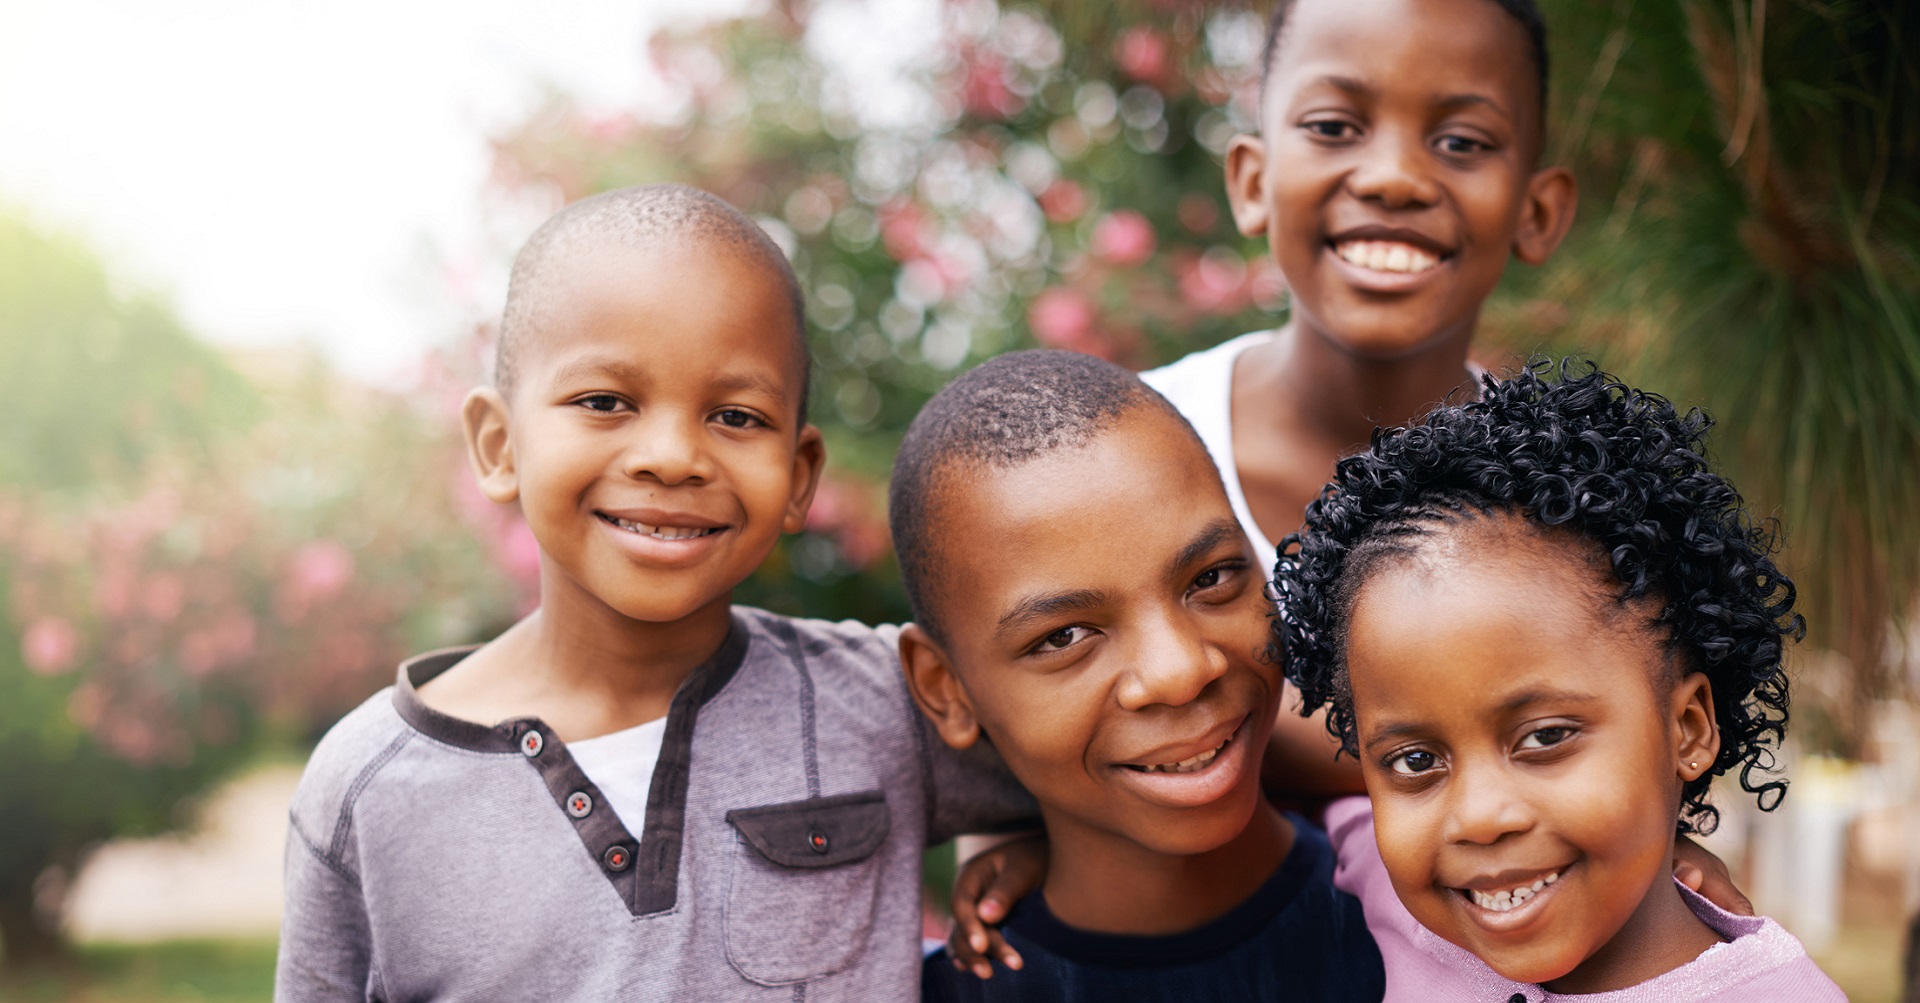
[1,0,1915,998]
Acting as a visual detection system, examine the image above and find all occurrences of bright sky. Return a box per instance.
[0,0,757,383]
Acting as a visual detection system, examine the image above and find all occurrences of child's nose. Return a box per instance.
[1441,763,1534,846]
[1114,615,1230,711]
[621,411,712,485]
[1346,126,1440,210]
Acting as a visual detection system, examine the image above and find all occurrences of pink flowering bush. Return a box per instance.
[0,219,519,961]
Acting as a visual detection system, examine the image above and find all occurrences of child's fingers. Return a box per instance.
[985,927,1024,971]
[1672,837,1754,916]
[979,838,1046,924]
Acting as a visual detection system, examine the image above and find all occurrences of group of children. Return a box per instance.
[276,0,1848,998]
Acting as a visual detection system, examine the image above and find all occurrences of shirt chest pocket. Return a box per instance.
[722,791,890,986]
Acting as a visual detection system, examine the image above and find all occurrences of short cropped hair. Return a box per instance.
[889,350,1201,646]
[1260,0,1550,142]
[1270,359,1802,835]
[497,183,810,417]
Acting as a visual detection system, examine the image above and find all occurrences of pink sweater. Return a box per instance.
[1324,798,1847,1002]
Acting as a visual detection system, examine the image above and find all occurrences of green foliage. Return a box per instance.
[1491,0,1920,733]
[0,938,277,1002]
[0,218,520,962]
[492,1,1286,623]
[490,0,1918,747]
[0,216,256,492]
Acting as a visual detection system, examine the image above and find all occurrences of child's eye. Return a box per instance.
[577,394,624,413]
[1301,118,1359,141]
[1386,749,1440,776]
[1517,726,1572,750]
[1435,134,1489,156]
[1189,561,1244,593]
[714,408,764,429]
[1033,625,1095,653]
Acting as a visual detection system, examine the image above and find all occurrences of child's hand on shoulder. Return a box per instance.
[1674,835,1755,916]
[946,834,1048,978]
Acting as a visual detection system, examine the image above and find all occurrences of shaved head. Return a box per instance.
[888,350,1206,644]
[497,183,809,414]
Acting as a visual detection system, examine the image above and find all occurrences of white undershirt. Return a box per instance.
[1141,330,1280,562]
[1142,330,1490,566]
[566,716,669,837]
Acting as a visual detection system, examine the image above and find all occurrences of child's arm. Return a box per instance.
[275,827,376,1002]
[944,833,1047,978]
[1674,835,1755,915]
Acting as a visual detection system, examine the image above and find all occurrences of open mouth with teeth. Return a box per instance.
[597,513,726,541]
[1121,730,1235,775]
[1332,239,1446,274]
[1458,869,1561,913]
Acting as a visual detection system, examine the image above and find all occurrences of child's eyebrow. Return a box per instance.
[1492,686,1597,714]
[1169,519,1243,577]
[707,371,792,404]
[1303,75,1510,120]
[1360,688,1599,750]
[995,588,1109,638]
[1433,93,1510,120]
[549,354,645,387]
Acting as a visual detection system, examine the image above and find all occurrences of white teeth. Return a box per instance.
[605,515,719,541]
[1466,870,1560,912]
[1334,240,1441,274]
[1139,738,1229,774]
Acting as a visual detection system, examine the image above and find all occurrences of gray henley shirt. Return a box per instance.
[275,608,1037,1002]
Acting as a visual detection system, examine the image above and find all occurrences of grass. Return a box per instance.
[0,920,1904,1001]
[0,939,277,1002]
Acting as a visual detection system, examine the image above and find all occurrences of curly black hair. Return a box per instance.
[1270,359,1802,833]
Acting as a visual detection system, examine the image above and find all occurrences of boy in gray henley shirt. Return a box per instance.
[275,185,1035,1002]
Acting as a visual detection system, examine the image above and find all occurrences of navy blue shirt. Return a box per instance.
[923,816,1384,1002]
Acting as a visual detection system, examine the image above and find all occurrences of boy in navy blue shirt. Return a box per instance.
[890,351,1384,1001]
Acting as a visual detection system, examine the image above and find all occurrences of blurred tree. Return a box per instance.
[489,0,1917,755]
[0,219,520,965]
[1490,0,1920,751]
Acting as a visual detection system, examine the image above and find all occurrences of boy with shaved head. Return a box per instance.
[276,184,1035,1002]
[897,351,1384,1001]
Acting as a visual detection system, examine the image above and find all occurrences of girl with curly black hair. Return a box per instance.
[1272,360,1843,1000]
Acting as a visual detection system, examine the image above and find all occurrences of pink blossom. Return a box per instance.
[22,616,79,675]
[1028,288,1113,358]
[1114,28,1168,83]
[962,51,1023,119]
[1038,181,1088,224]
[804,479,847,532]
[1178,247,1251,315]
[278,541,356,623]
[142,573,186,622]
[497,518,542,589]
[290,541,355,600]
[1090,210,1157,266]
[880,200,929,262]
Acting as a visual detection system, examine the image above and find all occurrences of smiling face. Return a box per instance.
[465,239,822,627]
[918,410,1281,857]
[1225,0,1572,358]
[1344,519,1720,988]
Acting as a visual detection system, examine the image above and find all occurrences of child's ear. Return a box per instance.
[1223,134,1273,238]
[462,387,519,505]
[899,624,981,751]
[782,424,827,535]
[1673,671,1721,782]
[1512,166,1578,266]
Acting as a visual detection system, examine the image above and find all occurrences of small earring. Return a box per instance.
[1688,761,1699,771]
